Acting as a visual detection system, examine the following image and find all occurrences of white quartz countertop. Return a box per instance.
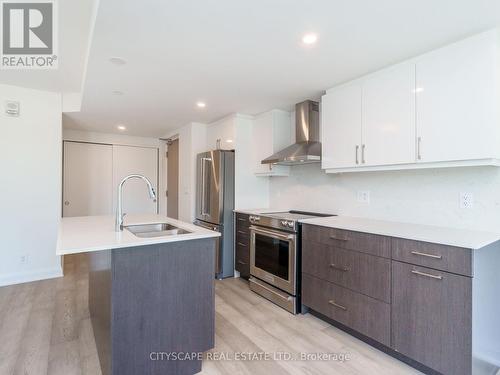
[300,216,500,250]
[57,214,220,256]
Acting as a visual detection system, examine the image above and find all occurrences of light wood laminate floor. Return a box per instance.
[0,254,420,375]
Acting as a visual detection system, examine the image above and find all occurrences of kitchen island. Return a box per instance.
[57,214,220,375]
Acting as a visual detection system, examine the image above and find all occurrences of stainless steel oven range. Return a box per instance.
[249,211,332,314]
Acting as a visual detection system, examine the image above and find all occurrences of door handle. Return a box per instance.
[329,264,350,272]
[411,251,442,259]
[328,300,347,311]
[411,269,443,280]
[417,137,422,160]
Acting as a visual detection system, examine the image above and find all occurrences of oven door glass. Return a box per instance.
[254,233,290,281]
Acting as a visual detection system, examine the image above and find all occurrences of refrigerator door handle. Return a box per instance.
[201,157,206,217]
[201,157,211,217]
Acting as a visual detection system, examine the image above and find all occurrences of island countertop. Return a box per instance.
[57,214,220,255]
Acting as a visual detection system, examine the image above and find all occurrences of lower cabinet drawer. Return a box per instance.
[302,274,390,346]
[302,242,391,303]
[235,242,250,278]
[392,238,472,277]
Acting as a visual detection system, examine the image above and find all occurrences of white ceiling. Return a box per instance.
[0,0,97,95]
[47,1,500,136]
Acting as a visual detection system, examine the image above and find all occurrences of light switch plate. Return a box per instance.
[5,100,20,117]
[460,192,474,209]
[357,190,370,204]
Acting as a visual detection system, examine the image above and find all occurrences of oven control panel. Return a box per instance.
[280,220,294,228]
[249,215,297,232]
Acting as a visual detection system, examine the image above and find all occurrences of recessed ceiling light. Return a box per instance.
[196,101,206,108]
[109,57,127,66]
[302,33,318,45]
[117,125,126,131]
[112,90,124,95]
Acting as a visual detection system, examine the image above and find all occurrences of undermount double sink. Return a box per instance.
[125,223,192,238]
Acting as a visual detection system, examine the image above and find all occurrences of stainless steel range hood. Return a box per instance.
[261,100,321,166]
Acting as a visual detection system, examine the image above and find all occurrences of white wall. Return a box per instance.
[0,84,63,286]
[163,115,270,222]
[269,163,500,232]
[234,116,269,209]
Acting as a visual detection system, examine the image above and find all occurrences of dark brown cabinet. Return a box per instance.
[302,241,391,303]
[302,274,391,345]
[392,261,472,375]
[235,213,250,279]
[301,223,486,375]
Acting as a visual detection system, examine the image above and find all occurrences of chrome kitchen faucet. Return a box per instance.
[115,174,157,232]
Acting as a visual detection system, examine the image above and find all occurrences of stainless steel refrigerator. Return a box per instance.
[193,150,235,279]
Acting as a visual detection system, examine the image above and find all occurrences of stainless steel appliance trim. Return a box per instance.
[249,226,294,241]
[193,219,221,275]
[249,277,296,314]
[249,226,296,295]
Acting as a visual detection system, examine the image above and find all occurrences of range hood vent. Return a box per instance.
[261,100,321,166]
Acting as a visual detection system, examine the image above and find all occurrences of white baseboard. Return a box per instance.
[0,266,63,287]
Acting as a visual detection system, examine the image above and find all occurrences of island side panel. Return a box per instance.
[472,241,500,373]
[88,249,112,375]
[111,238,216,375]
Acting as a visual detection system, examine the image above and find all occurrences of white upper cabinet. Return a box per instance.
[415,31,499,163]
[322,29,500,173]
[252,110,292,176]
[362,63,416,166]
[321,83,362,169]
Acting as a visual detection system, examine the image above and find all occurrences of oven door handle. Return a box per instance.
[250,226,295,240]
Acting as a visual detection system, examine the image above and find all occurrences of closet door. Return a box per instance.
[112,145,159,214]
[63,142,113,217]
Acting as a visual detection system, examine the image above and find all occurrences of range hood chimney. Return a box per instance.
[261,100,321,166]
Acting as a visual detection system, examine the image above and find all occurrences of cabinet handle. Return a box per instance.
[330,264,350,272]
[417,137,422,160]
[329,235,348,242]
[411,251,442,259]
[411,269,443,280]
[237,260,247,265]
[355,145,359,164]
[237,242,247,247]
[328,300,347,311]
[361,144,366,164]
[237,230,246,235]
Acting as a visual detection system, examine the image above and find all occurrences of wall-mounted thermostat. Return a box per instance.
[5,101,20,117]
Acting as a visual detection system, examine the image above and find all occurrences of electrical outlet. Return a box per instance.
[460,192,474,209]
[20,254,29,265]
[357,190,370,204]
